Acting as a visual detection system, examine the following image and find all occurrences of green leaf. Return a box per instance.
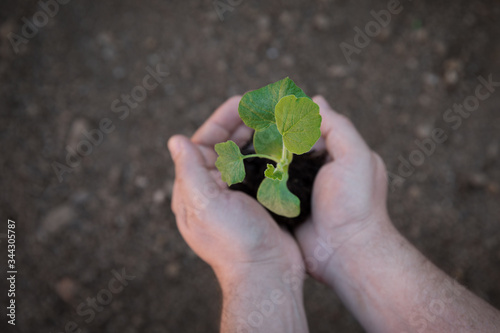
[257,177,300,218]
[275,95,322,155]
[253,123,283,160]
[264,164,283,180]
[214,140,245,186]
[238,77,309,131]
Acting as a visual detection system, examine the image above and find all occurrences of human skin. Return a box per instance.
[169,95,500,332]
[168,96,308,332]
[296,96,500,332]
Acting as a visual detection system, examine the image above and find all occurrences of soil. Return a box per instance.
[1,0,500,332]
[231,139,327,229]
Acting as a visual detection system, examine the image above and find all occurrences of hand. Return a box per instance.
[296,96,390,283]
[295,96,500,333]
[169,96,309,332]
[168,96,304,284]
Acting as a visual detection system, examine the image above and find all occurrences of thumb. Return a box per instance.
[312,95,370,160]
[168,135,215,190]
[168,134,206,171]
[168,134,188,162]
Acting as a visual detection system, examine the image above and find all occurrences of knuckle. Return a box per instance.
[372,152,386,170]
[228,95,242,104]
[335,113,354,127]
[371,152,389,183]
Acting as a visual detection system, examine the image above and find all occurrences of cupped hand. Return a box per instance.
[296,96,390,283]
[168,96,304,283]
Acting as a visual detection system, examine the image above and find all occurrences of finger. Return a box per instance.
[294,221,324,277]
[192,96,245,147]
[170,181,185,223]
[231,124,254,147]
[313,95,370,160]
[312,136,326,152]
[195,123,254,168]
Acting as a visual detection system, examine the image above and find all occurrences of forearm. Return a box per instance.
[324,217,500,332]
[217,266,309,333]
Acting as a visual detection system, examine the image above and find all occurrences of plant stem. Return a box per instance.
[281,141,287,164]
[243,154,280,164]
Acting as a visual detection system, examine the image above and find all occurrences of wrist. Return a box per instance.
[216,262,308,333]
[215,260,305,297]
[318,213,399,287]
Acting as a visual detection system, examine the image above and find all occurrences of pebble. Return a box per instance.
[413,28,428,42]
[444,71,459,85]
[422,72,440,87]
[55,277,78,303]
[486,142,499,159]
[27,103,39,116]
[101,47,115,60]
[147,53,161,66]
[216,59,227,72]
[164,262,180,278]
[376,27,392,42]
[327,65,348,78]
[406,57,419,70]
[71,191,90,205]
[257,16,271,30]
[135,175,148,188]
[112,67,126,79]
[443,59,463,86]
[408,185,421,199]
[266,47,279,60]
[279,11,294,29]
[153,189,166,204]
[488,183,499,194]
[39,205,76,237]
[433,41,447,56]
[415,123,433,139]
[383,94,395,106]
[418,94,432,107]
[466,173,488,188]
[67,118,90,149]
[282,54,295,67]
[313,14,330,31]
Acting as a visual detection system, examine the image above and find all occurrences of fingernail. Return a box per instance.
[168,136,181,159]
[313,95,332,110]
[313,95,327,105]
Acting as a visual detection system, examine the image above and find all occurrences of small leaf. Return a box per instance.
[238,77,309,131]
[257,177,300,218]
[264,164,283,180]
[215,140,245,186]
[253,123,283,160]
[275,95,322,155]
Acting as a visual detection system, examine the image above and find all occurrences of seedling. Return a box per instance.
[215,78,322,218]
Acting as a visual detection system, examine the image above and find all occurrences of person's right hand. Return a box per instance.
[295,96,500,333]
[296,96,391,284]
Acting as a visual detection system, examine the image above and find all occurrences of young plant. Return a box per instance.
[215,77,322,218]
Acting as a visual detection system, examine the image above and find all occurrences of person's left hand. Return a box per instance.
[168,96,304,285]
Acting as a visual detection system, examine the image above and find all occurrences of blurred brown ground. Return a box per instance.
[0,0,499,332]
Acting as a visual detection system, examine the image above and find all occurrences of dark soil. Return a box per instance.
[1,0,500,332]
[231,139,327,229]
